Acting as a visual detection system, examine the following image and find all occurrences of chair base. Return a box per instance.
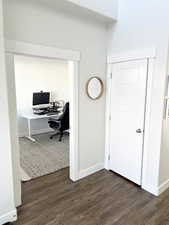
[50,132,59,139]
[50,131,64,142]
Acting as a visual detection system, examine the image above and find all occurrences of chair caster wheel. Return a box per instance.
[50,136,53,139]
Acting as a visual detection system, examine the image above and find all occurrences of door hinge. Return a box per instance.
[109,115,111,120]
[110,73,112,79]
[108,154,110,161]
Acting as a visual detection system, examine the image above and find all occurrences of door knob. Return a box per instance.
[136,129,142,133]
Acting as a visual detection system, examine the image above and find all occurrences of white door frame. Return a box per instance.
[5,40,80,206]
[105,48,156,194]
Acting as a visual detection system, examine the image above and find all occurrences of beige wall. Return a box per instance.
[14,55,69,136]
[0,0,16,221]
[3,0,108,172]
[66,0,118,20]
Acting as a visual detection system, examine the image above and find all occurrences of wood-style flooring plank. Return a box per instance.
[14,168,169,225]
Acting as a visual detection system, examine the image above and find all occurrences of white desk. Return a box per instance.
[21,112,61,142]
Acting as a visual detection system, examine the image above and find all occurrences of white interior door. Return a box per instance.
[109,59,148,185]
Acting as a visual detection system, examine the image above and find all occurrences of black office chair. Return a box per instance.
[48,102,69,141]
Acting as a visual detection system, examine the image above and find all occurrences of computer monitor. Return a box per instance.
[33,92,50,107]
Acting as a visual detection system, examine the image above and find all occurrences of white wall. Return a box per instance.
[14,55,69,136]
[160,119,169,185]
[108,0,169,194]
[3,0,108,173]
[159,71,169,187]
[0,0,16,223]
[66,0,118,20]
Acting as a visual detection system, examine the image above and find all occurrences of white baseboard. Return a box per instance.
[19,128,53,138]
[142,179,169,196]
[142,185,158,196]
[78,163,104,180]
[0,209,17,224]
[158,179,169,195]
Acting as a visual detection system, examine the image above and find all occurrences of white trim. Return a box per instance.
[5,40,80,61]
[5,40,80,206]
[142,185,158,196]
[0,209,17,224]
[158,179,169,195]
[5,53,22,207]
[104,64,112,170]
[105,53,156,195]
[141,58,156,194]
[78,163,104,180]
[108,48,156,64]
[69,61,79,181]
[143,179,169,196]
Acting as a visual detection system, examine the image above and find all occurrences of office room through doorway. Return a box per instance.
[14,55,70,181]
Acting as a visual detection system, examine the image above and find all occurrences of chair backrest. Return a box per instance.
[60,102,69,131]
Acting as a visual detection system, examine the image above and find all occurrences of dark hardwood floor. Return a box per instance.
[14,168,169,225]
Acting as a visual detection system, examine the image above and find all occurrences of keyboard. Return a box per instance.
[46,112,58,116]
[34,111,46,115]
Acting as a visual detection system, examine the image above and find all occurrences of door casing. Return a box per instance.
[105,49,155,194]
[5,40,80,206]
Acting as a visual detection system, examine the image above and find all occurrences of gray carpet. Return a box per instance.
[19,133,69,179]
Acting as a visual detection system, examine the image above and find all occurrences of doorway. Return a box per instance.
[108,59,148,185]
[5,40,80,206]
[105,55,155,189]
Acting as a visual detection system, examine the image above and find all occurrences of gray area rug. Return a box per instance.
[19,133,69,179]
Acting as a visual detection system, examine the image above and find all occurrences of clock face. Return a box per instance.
[86,77,103,100]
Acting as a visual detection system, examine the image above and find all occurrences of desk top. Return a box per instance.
[20,112,61,120]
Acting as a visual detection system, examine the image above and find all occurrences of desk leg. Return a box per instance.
[26,119,36,142]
